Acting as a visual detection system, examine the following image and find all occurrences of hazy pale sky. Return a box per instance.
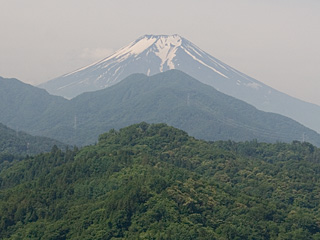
[1,0,320,105]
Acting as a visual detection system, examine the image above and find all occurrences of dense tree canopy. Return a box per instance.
[1,123,320,239]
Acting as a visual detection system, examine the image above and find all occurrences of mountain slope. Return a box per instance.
[39,34,320,134]
[67,70,320,146]
[1,123,320,239]
[2,72,320,146]
[0,76,68,131]
[0,122,66,156]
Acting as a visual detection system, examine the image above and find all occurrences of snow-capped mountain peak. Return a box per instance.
[63,34,185,79]
[106,34,183,71]
[41,34,251,100]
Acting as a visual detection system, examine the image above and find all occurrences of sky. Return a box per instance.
[1,0,320,105]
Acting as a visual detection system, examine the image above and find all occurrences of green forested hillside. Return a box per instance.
[0,122,66,158]
[1,123,320,239]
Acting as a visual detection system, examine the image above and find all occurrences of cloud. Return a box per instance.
[80,47,114,61]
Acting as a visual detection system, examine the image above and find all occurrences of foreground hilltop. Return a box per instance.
[1,123,320,239]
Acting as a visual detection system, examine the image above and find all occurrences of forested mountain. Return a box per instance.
[39,34,320,134]
[0,122,66,156]
[1,123,320,239]
[1,72,320,146]
[0,76,68,131]
[67,70,320,146]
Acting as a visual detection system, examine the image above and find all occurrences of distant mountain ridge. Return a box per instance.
[2,72,320,146]
[39,34,320,133]
[0,76,67,131]
[0,122,66,156]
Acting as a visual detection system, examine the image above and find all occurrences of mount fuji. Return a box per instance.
[39,34,320,133]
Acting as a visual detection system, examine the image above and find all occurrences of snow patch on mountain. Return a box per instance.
[109,37,156,61]
[181,45,228,78]
[153,35,182,71]
[63,61,100,77]
[246,82,262,89]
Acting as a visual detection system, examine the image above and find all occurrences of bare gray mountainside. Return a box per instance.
[39,34,320,133]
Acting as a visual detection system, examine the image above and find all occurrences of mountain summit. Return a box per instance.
[39,34,320,133]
